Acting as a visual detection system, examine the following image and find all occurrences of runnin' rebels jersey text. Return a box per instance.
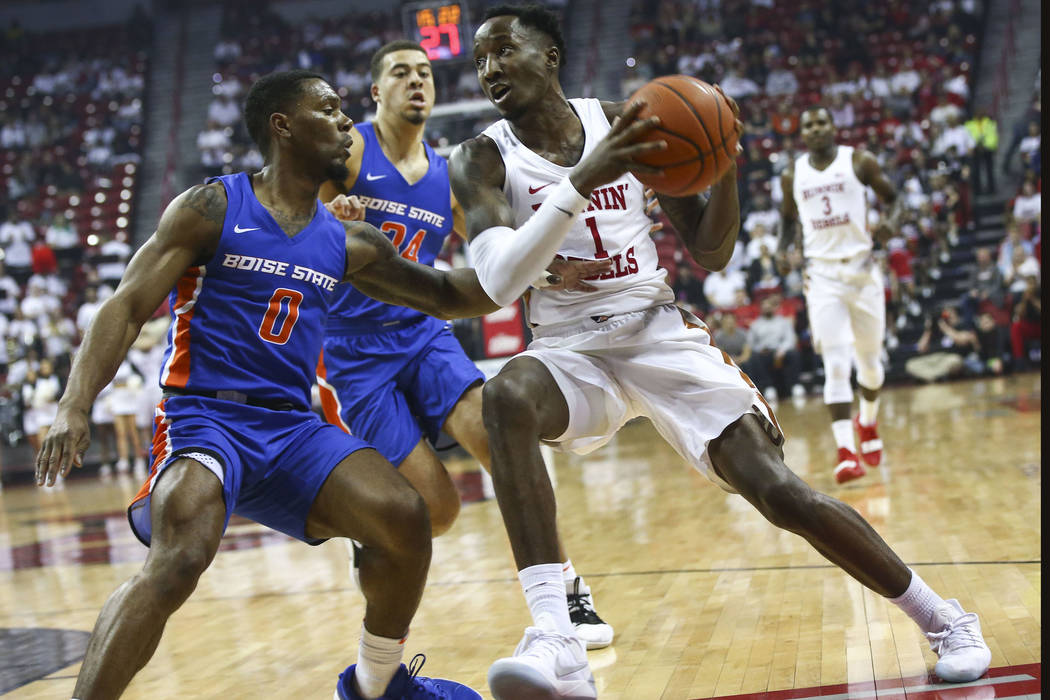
[481,98,674,326]
[793,145,871,261]
[158,172,346,407]
[327,122,454,332]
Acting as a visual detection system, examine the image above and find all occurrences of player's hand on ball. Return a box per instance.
[571,100,665,195]
[712,84,745,156]
[325,194,366,221]
[545,257,615,292]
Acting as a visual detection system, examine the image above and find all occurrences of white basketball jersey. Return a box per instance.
[793,145,871,261]
[480,98,673,326]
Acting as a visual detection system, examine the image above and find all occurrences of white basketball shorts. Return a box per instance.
[519,304,783,492]
[804,254,886,354]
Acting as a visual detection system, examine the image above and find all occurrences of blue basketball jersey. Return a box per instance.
[158,172,346,407]
[327,122,455,331]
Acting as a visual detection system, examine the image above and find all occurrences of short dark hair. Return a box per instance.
[484,3,566,67]
[801,104,833,124]
[370,40,428,83]
[243,70,325,158]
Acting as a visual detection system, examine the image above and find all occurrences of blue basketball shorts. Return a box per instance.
[318,318,484,466]
[128,395,372,546]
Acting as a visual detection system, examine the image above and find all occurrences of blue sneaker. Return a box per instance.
[335,653,482,700]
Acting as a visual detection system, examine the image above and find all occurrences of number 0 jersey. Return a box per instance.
[158,172,346,407]
[480,98,674,327]
[326,122,455,333]
[792,145,872,261]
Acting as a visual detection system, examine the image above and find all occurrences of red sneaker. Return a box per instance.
[834,447,867,484]
[854,416,882,466]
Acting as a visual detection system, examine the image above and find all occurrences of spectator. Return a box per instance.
[765,59,799,97]
[44,212,81,271]
[933,113,975,159]
[19,278,59,323]
[27,356,61,448]
[704,266,747,311]
[1017,121,1040,174]
[713,311,752,369]
[0,261,20,316]
[1001,96,1039,175]
[747,240,781,295]
[1009,276,1040,370]
[1002,244,1040,295]
[30,235,57,276]
[745,221,778,261]
[206,92,241,127]
[828,92,855,129]
[997,221,1035,276]
[964,107,998,195]
[1011,181,1041,232]
[974,311,1007,376]
[905,305,977,383]
[960,247,1004,324]
[742,191,779,238]
[673,263,707,312]
[720,62,761,99]
[745,294,804,401]
[930,94,963,127]
[0,209,35,285]
[95,233,132,288]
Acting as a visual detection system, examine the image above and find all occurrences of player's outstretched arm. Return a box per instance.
[35,184,225,487]
[448,102,664,307]
[343,220,501,319]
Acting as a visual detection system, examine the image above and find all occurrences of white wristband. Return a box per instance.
[470,177,590,306]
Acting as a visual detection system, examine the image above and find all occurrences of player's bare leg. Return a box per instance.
[398,439,461,536]
[446,380,613,649]
[483,357,597,698]
[73,460,225,699]
[708,413,990,682]
[822,343,866,483]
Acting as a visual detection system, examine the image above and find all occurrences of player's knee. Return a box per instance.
[855,349,884,390]
[821,344,853,404]
[428,489,461,537]
[482,375,540,435]
[142,543,213,604]
[379,486,432,554]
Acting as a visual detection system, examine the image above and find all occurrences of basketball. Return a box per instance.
[626,75,739,196]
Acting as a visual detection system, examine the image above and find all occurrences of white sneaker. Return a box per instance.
[567,577,614,650]
[132,457,147,479]
[488,615,596,700]
[115,458,129,474]
[791,384,806,399]
[763,386,778,402]
[926,599,991,682]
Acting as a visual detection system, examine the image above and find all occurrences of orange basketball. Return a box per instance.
[626,75,739,196]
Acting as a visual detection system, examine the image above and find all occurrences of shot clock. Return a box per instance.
[402,1,471,61]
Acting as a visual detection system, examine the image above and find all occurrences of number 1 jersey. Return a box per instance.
[158,172,346,407]
[480,98,673,327]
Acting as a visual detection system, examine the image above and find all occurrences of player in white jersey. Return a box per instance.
[451,6,990,698]
[777,105,901,484]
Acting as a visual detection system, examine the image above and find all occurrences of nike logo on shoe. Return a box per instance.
[233,224,260,233]
[365,173,386,181]
[528,183,552,194]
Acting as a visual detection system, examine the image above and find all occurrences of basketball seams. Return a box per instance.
[652,77,718,159]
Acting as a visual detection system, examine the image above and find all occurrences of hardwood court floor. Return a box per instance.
[0,373,1040,699]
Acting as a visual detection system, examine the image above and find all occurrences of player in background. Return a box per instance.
[450,5,990,698]
[318,40,615,649]
[777,105,900,483]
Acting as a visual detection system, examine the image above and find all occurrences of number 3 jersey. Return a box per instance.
[792,145,872,261]
[326,121,454,333]
[480,98,674,327]
[158,172,346,407]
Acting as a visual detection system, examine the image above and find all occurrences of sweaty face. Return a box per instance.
[374,49,435,125]
[800,109,835,151]
[287,79,353,181]
[473,16,556,119]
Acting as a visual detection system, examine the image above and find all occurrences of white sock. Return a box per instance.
[889,569,948,633]
[859,397,880,426]
[354,626,406,699]
[562,559,578,584]
[520,563,574,636]
[831,419,856,451]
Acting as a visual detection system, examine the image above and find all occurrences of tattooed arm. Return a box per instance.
[36,183,225,485]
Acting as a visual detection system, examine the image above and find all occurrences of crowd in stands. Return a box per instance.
[0,11,152,457]
[624,0,1040,396]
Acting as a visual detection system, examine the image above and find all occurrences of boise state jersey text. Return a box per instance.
[158,172,346,407]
